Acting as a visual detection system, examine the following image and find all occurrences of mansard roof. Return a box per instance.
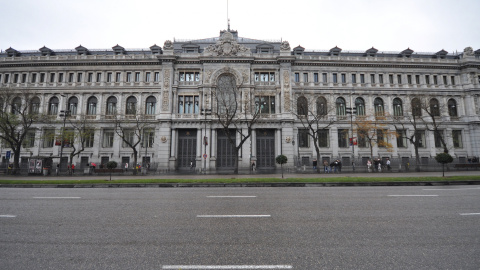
[329,46,342,56]
[400,48,414,57]
[366,47,378,56]
[149,44,162,54]
[5,47,19,57]
[435,49,448,58]
[75,45,89,55]
[39,46,54,56]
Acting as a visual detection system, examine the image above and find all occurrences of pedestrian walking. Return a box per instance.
[323,160,329,173]
[313,159,317,171]
[386,158,391,172]
[252,161,256,172]
[367,159,372,172]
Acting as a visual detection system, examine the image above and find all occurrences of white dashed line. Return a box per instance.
[0,215,16,218]
[388,195,439,197]
[162,265,292,269]
[33,197,81,199]
[460,213,480,216]
[207,196,257,198]
[423,187,480,191]
[197,215,271,218]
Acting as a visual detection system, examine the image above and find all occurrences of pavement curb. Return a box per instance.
[1,180,480,188]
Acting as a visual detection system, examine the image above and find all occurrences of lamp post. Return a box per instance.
[59,94,70,173]
[346,92,356,171]
[201,107,211,174]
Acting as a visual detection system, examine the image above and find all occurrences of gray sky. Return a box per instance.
[1,0,479,54]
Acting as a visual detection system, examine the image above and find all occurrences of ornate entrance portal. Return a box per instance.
[177,129,197,169]
[256,129,275,169]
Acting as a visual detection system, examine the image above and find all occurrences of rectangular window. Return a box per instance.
[341,73,346,83]
[379,74,384,84]
[360,74,365,84]
[58,73,64,83]
[115,72,121,82]
[135,72,140,82]
[294,73,300,82]
[333,73,337,83]
[451,76,455,85]
[14,74,19,83]
[40,73,46,83]
[396,130,407,148]
[96,73,102,82]
[87,73,93,82]
[22,130,36,148]
[69,73,74,83]
[179,71,200,82]
[389,74,393,84]
[4,74,9,83]
[102,130,114,148]
[338,129,349,148]
[407,75,412,84]
[126,72,132,82]
[397,74,402,84]
[434,131,443,148]
[318,129,329,148]
[370,74,375,84]
[254,72,275,82]
[49,73,54,83]
[122,130,135,148]
[377,129,386,147]
[357,130,368,148]
[314,73,319,83]
[254,96,276,114]
[143,129,155,148]
[154,72,160,82]
[177,95,199,114]
[415,75,420,85]
[31,73,37,83]
[77,73,82,83]
[443,76,448,85]
[145,72,151,82]
[352,74,357,83]
[415,131,426,148]
[85,130,95,148]
[43,129,55,148]
[452,130,463,148]
[433,75,438,85]
[107,72,112,82]
[298,129,309,148]
[425,75,430,84]
[322,73,327,83]
[303,73,308,82]
[22,74,27,83]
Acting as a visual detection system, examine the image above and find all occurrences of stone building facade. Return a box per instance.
[0,29,479,172]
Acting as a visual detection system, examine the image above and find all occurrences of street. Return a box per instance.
[1,186,479,269]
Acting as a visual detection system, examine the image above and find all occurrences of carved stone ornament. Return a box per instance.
[280,41,291,51]
[163,40,173,50]
[161,136,167,143]
[285,136,292,143]
[464,46,474,56]
[204,31,250,57]
[162,91,169,111]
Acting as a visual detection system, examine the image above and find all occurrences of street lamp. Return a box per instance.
[346,92,356,171]
[201,107,211,174]
[59,94,70,173]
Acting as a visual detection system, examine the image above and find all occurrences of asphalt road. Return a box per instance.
[1,186,479,269]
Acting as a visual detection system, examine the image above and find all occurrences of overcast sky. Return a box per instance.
[1,0,479,54]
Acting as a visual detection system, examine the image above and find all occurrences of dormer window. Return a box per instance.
[39,46,54,56]
[6,47,20,57]
[366,47,378,57]
[182,43,199,53]
[75,45,89,56]
[329,46,342,56]
[256,43,274,54]
[150,44,163,55]
[400,48,414,58]
[112,45,126,55]
[293,45,305,56]
[435,49,448,59]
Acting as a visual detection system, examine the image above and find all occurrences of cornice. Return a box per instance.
[0,60,161,69]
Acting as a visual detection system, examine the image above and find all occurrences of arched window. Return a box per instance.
[106,96,117,115]
[448,98,457,117]
[145,96,156,115]
[30,96,40,114]
[393,98,403,116]
[336,97,346,116]
[374,97,384,116]
[11,97,22,114]
[355,97,365,116]
[316,96,327,116]
[68,96,78,115]
[430,98,440,116]
[411,98,422,117]
[216,74,237,115]
[48,96,59,115]
[87,96,97,115]
[126,96,137,115]
[297,96,308,116]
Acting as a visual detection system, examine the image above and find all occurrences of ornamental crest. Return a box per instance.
[204,31,250,57]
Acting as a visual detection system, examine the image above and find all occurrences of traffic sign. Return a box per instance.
[6,151,11,160]
[203,154,207,159]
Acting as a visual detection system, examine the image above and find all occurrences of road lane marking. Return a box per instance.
[460,213,480,216]
[33,197,81,199]
[162,265,292,269]
[207,196,257,198]
[424,187,480,191]
[197,215,271,218]
[0,215,16,218]
[388,195,438,197]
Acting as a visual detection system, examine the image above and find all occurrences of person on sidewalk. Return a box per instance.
[386,158,391,172]
[323,160,329,173]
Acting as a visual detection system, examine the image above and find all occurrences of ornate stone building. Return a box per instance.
[1,29,479,172]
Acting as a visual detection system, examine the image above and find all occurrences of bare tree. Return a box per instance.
[112,109,153,175]
[355,114,396,159]
[415,95,449,153]
[62,114,95,172]
[0,87,47,174]
[293,95,335,173]
[213,74,261,174]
